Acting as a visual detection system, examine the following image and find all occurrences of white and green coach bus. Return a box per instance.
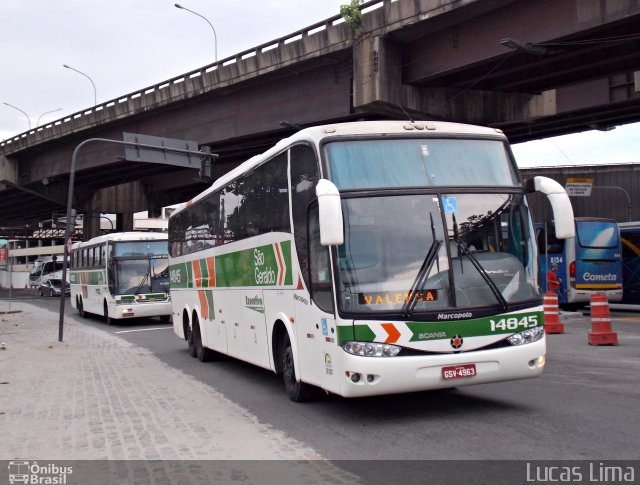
[70,232,171,324]
[168,120,575,401]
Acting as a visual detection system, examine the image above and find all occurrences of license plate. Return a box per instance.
[442,363,477,380]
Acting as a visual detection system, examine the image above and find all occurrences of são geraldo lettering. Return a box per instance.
[254,248,276,285]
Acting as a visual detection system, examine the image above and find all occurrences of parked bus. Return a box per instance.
[28,256,64,287]
[536,217,622,308]
[70,232,171,324]
[168,120,574,401]
[616,221,640,309]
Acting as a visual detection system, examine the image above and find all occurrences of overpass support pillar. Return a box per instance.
[116,212,134,232]
[83,210,101,241]
[0,155,18,186]
[353,35,404,112]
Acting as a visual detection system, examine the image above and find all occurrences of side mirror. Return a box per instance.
[315,179,344,246]
[533,176,575,239]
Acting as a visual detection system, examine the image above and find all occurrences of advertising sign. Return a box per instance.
[0,239,8,270]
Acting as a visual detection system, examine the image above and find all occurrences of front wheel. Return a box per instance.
[281,333,314,402]
[104,302,113,326]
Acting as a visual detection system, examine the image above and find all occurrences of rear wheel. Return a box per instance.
[186,323,197,358]
[193,319,216,362]
[77,297,86,318]
[281,333,314,402]
[38,288,44,297]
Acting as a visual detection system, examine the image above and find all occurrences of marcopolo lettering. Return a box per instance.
[437,312,472,320]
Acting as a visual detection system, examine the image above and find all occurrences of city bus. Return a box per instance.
[70,232,171,324]
[168,120,575,401]
[536,217,622,308]
[615,221,640,309]
[28,255,64,287]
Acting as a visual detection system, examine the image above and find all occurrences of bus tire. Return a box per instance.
[104,301,113,326]
[280,332,314,402]
[38,288,43,297]
[77,297,86,318]
[193,319,215,362]
[186,324,197,358]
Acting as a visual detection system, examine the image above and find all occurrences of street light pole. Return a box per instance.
[174,3,218,63]
[63,64,97,106]
[36,108,63,127]
[3,102,31,129]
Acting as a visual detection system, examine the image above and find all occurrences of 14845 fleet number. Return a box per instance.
[490,315,538,332]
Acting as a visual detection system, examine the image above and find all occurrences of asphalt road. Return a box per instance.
[3,289,639,481]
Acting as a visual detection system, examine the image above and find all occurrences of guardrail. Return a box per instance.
[0,0,396,153]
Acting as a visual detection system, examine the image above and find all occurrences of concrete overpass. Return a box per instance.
[1,0,639,238]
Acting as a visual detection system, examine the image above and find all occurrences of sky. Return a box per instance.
[1,0,639,168]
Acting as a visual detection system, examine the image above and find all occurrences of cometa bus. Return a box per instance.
[70,232,171,324]
[168,120,575,401]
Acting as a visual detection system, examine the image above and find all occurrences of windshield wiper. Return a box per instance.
[452,214,508,311]
[402,213,442,319]
[134,272,149,295]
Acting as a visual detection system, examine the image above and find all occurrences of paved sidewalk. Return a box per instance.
[0,302,355,483]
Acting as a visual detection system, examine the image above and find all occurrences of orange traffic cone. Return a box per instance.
[543,292,564,334]
[588,292,618,345]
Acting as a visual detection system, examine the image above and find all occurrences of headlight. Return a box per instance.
[342,341,401,357]
[507,326,545,346]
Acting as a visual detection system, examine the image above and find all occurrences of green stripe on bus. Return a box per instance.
[170,241,293,289]
[347,311,543,344]
[119,294,167,301]
[205,290,215,317]
[406,311,543,341]
[199,258,209,287]
[168,262,191,288]
[70,270,105,285]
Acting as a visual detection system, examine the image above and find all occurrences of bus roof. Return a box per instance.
[171,120,507,218]
[72,231,167,249]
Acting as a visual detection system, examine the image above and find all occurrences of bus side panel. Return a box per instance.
[239,289,270,369]
[204,290,227,354]
[263,290,294,372]
[293,292,322,387]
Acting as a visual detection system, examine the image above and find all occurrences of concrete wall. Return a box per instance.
[0,270,29,289]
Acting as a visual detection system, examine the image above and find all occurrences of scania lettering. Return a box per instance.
[70,232,171,324]
[168,120,574,401]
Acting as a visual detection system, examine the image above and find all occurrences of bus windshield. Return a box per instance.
[325,138,519,189]
[112,241,169,295]
[336,193,538,315]
[576,220,619,249]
